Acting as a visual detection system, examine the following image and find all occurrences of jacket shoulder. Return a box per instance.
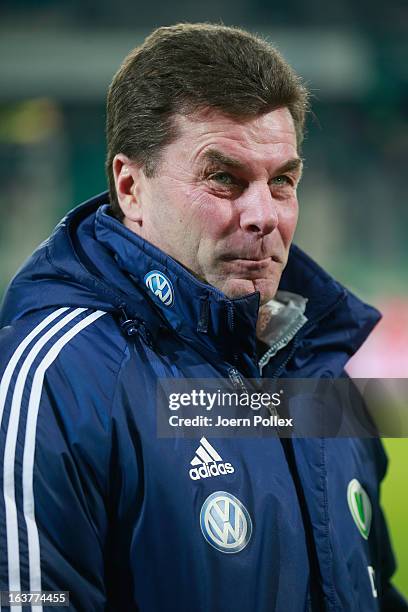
[0,307,129,417]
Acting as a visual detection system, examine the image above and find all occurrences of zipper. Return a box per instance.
[258,314,306,375]
[262,291,348,379]
[227,302,240,365]
[227,367,249,392]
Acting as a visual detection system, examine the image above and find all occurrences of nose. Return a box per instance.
[239,181,279,236]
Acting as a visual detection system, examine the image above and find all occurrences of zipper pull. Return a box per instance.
[228,367,248,392]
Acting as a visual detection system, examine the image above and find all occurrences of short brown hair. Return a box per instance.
[106,23,309,216]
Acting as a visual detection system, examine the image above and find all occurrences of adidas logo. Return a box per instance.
[189,437,235,481]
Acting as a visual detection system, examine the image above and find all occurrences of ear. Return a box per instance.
[112,153,144,225]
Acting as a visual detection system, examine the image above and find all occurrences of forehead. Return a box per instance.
[169,107,298,169]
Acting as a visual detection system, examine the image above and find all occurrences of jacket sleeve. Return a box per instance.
[0,309,128,611]
[345,376,408,609]
[332,373,407,608]
[374,438,408,611]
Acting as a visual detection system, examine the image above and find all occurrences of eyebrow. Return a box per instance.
[201,148,303,175]
[276,158,303,175]
[201,149,246,170]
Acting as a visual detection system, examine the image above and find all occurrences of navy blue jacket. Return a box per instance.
[0,193,406,611]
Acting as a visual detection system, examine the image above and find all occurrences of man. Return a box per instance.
[0,23,406,611]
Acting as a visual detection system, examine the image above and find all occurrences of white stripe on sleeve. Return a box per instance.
[23,310,106,604]
[3,308,88,612]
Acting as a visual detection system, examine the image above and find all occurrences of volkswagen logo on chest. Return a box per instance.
[200,491,252,553]
[144,270,174,306]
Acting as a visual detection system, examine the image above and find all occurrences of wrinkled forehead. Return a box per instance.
[169,107,299,171]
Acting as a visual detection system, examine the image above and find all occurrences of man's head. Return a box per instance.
[106,23,309,304]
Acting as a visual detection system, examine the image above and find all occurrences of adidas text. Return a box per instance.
[189,462,235,480]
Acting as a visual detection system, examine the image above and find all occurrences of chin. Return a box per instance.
[220,278,279,304]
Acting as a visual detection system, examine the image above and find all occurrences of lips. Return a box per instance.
[222,255,282,264]
[219,257,280,276]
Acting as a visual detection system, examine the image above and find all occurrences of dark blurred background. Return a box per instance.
[0,0,407,594]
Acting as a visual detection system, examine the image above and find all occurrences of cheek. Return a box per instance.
[186,190,236,238]
[279,198,299,242]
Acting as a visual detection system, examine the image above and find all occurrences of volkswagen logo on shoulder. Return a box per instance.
[200,491,252,554]
[144,270,174,307]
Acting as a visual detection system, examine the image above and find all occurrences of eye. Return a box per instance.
[209,172,235,185]
[270,175,292,186]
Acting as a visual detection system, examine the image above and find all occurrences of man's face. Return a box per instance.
[123,107,302,305]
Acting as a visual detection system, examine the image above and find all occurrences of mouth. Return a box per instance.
[222,255,282,265]
[218,256,282,278]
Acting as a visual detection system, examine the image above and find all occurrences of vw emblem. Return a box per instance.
[200,491,252,554]
[347,479,372,540]
[144,270,174,306]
